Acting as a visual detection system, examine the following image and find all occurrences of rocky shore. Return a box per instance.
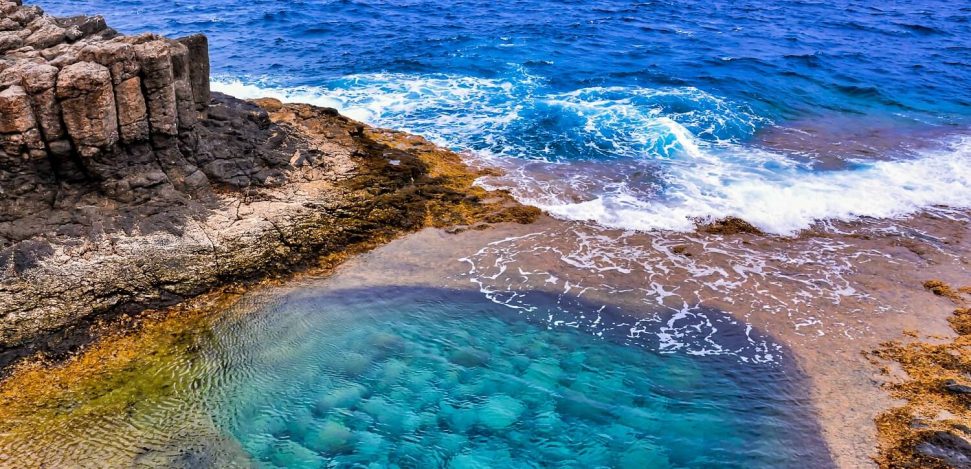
[0,1,536,369]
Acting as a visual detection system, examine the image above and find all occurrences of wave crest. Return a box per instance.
[213,75,971,235]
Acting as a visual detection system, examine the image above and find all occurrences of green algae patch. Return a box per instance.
[0,290,239,441]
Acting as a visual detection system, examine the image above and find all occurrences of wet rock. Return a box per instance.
[944,379,971,395]
[701,216,763,235]
[915,431,971,467]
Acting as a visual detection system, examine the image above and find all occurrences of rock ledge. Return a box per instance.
[0,1,537,366]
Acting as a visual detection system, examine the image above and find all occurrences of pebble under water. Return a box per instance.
[200,287,831,468]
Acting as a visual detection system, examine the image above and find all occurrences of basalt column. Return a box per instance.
[0,0,212,206]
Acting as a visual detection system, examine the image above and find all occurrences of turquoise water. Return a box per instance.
[205,287,830,468]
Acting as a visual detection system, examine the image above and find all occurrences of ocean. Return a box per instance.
[39,0,971,234]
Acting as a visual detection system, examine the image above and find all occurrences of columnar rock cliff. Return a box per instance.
[0,1,536,366]
[1,0,217,218]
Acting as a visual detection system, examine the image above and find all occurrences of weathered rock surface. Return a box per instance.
[0,2,536,368]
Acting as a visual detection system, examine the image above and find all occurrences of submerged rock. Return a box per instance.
[915,431,971,467]
[268,440,324,467]
[477,394,526,430]
[618,441,672,469]
[314,384,367,414]
[307,420,353,452]
[449,346,491,367]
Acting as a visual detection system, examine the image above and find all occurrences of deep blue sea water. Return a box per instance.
[39,0,971,233]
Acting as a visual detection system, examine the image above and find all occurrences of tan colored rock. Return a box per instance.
[24,16,65,49]
[55,61,119,157]
[0,18,19,31]
[38,42,87,69]
[20,62,64,143]
[78,39,138,83]
[0,85,44,156]
[8,5,41,26]
[133,39,177,136]
[75,40,150,142]
[0,2,20,16]
[0,31,24,53]
[0,85,35,134]
[114,76,149,142]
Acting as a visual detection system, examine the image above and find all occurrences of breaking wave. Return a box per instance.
[214,75,971,235]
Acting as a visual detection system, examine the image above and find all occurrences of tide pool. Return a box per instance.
[200,287,830,468]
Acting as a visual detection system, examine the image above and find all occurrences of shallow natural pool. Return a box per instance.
[199,287,831,468]
[0,286,833,467]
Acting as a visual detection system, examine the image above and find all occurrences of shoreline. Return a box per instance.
[0,0,537,370]
[0,222,837,468]
[1,200,969,467]
[3,1,971,467]
[0,96,539,373]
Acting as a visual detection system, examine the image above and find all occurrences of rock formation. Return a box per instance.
[0,1,218,210]
[0,1,537,367]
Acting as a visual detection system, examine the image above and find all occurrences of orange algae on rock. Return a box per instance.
[868,279,971,468]
[699,216,764,236]
[255,100,540,232]
[0,237,424,465]
[923,279,964,303]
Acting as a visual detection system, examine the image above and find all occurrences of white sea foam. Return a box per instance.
[503,135,971,235]
[213,75,971,235]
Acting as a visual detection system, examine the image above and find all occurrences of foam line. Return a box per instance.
[213,75,971,235]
